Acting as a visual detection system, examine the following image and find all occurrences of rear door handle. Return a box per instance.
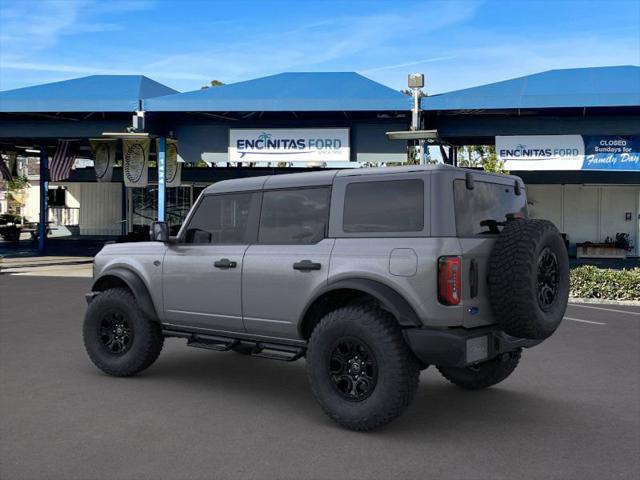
[293,260,321,271]
[214,258,237,269]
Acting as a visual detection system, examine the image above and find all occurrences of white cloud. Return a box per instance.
[138,0,484,90]
[418,31,640,94]
[0,0,152,61]
[1,0,637,95]
[361,55,459,74]
[0,60,209,80]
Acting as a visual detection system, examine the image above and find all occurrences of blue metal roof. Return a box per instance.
[0,75,178,113]
[421,66,640,111]
[145,72,410,112]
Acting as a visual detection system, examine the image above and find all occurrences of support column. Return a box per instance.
[157,137,166,222]
[121,182,127,236]
[38,146,48,255]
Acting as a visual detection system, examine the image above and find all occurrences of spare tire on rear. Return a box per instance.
[488,219,569,340]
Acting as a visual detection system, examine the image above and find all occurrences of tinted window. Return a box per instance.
[259,188,330,244]
[343,179,424,233]
[454,180,528,236]
[184,193,255,244]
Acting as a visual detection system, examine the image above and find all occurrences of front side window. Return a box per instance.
[259,188,330,244]
[343,179,424,233]
[184,193,254,244]
[454,180,528,236]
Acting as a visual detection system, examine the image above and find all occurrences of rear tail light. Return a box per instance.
[438,256,461,305]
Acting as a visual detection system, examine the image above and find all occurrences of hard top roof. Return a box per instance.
[202,164,471,194]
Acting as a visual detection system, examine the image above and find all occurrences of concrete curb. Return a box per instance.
[569,297,640,306]
[2,260,93,269]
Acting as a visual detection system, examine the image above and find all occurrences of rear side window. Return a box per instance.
[259,188,330,244]
[184,193,255,244]
[343,179,424,233]
[454,180,527,236]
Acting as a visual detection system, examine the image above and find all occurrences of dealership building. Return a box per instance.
[0,65,638,257]
[421,65,640,257]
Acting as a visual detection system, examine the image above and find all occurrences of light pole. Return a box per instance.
[408,73,425,164]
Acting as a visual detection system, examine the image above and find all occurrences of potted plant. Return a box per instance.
[0,212,23,242]
[6,175,29,209]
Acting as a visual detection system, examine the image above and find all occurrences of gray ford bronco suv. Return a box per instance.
[84,165,569,431]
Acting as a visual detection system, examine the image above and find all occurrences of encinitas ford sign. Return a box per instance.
[229,128,350,162]
[497,135,640,171]
[497,135,584,170]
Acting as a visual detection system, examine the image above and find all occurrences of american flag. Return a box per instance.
[0,156,12,181]
[50,140,77,182]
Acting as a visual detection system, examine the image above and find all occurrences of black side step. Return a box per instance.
[186,334,239,352]
[252,343,305,362]
[163,329,306,362]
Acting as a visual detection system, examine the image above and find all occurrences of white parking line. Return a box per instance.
[564,316,606,325]
[569,304,640,316]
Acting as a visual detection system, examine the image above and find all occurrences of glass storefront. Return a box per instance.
[130,185,194,238]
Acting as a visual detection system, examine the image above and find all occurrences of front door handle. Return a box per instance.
[293,260,321,271]
[214,258,237,269]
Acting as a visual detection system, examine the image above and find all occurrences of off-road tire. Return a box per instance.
[488,219,569,340]
[437,349,521,390]
[306,304,420,431]
[83,288,164,377]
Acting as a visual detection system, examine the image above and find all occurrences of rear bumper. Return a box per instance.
[403,326,542,368]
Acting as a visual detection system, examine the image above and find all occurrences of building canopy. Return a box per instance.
[145,72,411,112]
[421,66,640,111]
[0,75,178,113]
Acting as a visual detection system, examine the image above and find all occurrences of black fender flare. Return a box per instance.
[300,278,422,332]
[92,267,159,321]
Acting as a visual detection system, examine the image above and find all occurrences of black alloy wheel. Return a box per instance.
[329,337,378,402]
[83,288,164,377]
[537,247,559,310]
[99,311,134,355]
[488,218,569,340]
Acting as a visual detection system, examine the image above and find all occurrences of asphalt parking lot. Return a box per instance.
[1,274,638,480]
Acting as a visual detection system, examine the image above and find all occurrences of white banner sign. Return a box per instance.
[90,139,116,182]
[123,138,150,187]
[229,128,350,162]
[497,135,585,170]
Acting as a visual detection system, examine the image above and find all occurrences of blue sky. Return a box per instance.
[0,0,638,94]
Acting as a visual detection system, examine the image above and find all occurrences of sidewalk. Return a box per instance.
[0,235,110,259]
[0,256,93,269]
[0,256,93,277]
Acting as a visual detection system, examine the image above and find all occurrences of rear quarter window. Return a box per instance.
[343,179,424,233]
[454,179,527,236]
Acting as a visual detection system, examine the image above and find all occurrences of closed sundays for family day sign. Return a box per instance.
[497,135,640,171]
[229,128,350,162]
[582,136,640,170]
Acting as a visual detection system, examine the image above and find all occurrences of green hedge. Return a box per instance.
[570,265,640,301]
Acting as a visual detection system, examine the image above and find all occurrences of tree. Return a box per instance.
[482,146,509,174]
[456,145,509,174]
[201,80,225,89]
[5,175,30,214]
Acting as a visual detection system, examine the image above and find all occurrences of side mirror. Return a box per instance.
[151,221,169,243]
